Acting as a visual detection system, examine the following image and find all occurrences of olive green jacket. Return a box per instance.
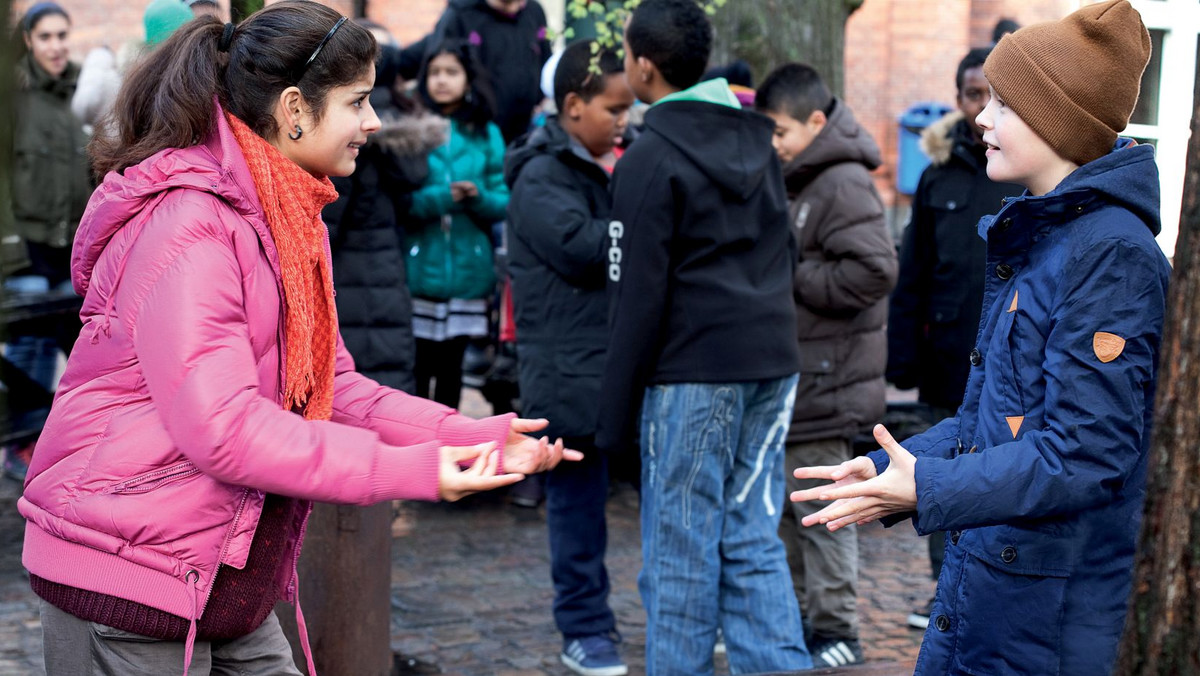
[9,53,91,258]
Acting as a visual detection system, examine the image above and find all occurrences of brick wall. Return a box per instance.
[844,0,1084,209]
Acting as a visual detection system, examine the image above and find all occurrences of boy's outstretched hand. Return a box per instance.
[790,424,917,531]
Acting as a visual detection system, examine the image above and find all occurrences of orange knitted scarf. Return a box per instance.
[226,113,339,421]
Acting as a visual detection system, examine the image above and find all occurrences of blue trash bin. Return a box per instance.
[896,102,955,195]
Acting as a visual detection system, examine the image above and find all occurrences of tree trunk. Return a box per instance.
[1112,92,1200,675]
[709,0,862,98]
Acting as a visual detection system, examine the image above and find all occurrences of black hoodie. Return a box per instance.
[595,98,801,454]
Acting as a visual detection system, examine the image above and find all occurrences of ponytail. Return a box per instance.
[90,0,376,177]
[90,18,226,176]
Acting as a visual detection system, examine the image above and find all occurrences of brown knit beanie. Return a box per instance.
[983,0,1151,166]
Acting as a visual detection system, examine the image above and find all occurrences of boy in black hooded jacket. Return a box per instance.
[505,40,635,676]
[595,1,809,673]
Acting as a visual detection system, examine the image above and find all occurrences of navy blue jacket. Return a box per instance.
[873,141,1171,675]
[504,118,610,437]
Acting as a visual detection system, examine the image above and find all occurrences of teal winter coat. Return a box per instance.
[407,118,508,300]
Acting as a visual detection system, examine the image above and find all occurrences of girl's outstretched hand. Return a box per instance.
[502,418,583,475]
[790,424,918,531]
[438,442,522,501]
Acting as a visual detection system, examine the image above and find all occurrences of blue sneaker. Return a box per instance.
[561,634,628,676]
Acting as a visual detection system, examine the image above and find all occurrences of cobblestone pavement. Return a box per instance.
[0,392,932,675]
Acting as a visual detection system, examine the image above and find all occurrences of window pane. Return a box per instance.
[1131,29,1164,125]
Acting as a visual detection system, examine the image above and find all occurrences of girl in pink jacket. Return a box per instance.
[19,3,575,674]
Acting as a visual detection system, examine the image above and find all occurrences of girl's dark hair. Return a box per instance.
[415,39,495,137]
[15,2,70,60]
[90,0,377,176]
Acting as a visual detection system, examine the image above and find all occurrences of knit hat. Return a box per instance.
[983,0,1151,166]
[143,0,192,47]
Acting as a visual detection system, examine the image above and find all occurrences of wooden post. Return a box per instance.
[1112,92,1200,675]
[277,502,395,676]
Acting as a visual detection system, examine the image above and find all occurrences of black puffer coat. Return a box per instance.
[324,95,448,394]
[886,112,1022,410]
[504,118,610,437]
[785,99,897,443]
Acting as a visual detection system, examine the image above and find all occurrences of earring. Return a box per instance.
[288,125,303,141]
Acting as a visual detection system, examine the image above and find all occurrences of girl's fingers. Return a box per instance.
[510,418,550,434]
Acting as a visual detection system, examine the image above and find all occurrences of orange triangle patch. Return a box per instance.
[1007,290,1018,313]
[1006,415,1023,438]
[1093,332,1126,363]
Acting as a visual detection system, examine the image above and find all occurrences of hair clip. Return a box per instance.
[299,16,348,77]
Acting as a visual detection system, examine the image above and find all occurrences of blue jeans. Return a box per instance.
[545,435,616,638]
[639,375,811,675]
[4,275,61,431]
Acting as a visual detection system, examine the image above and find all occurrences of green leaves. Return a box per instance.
[553,0,724,74]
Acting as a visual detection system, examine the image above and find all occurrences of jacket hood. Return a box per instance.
[503,116,601,186]
[16,52,79,95]
[370,105,448,158]
[644,98,777,200]
[72,101,265,296]
[983,139,1161,239]
[781,98,881,193]
[920,110,963,166]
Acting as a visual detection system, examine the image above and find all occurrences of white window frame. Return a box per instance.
[1126,0,1199,257]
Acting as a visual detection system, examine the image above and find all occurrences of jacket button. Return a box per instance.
[999,217,1013,231]
[1001,546,1017,563]
[995,263,1014,280]
[956,439,964,454]
[935,614,951,632]
[950,530,961,545]
[969,348,982,366]
[968,445,978,454]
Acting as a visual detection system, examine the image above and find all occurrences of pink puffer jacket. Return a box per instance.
[19,106,512,633]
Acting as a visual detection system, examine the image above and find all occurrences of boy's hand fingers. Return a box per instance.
[792,465,842,481]
[800,497,868,527]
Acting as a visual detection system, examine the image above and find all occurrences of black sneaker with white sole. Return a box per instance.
[810,637,864,668]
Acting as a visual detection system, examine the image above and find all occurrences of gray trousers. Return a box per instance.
[779,437,859,641]
[40,601,302,676]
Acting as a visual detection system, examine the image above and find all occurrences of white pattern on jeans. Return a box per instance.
[735,380,797,517]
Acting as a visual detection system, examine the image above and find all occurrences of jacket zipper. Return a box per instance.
[103,462,200,494]
[191,488,250,618]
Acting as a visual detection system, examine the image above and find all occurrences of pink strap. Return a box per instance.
[183,572,200,676]
[295,593,317,676]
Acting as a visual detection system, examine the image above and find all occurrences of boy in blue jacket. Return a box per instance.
[505,39,635,676]
[596,1,810,673]
[791,2,1171,674]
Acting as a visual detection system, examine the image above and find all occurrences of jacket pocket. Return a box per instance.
[953,545,1066,675]
[102,460,201,495]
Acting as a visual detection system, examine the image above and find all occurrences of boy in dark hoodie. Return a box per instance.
[792,3,1171,674]
[504,39,635,676]
[755,63,897,669]
[596,1,810,673]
